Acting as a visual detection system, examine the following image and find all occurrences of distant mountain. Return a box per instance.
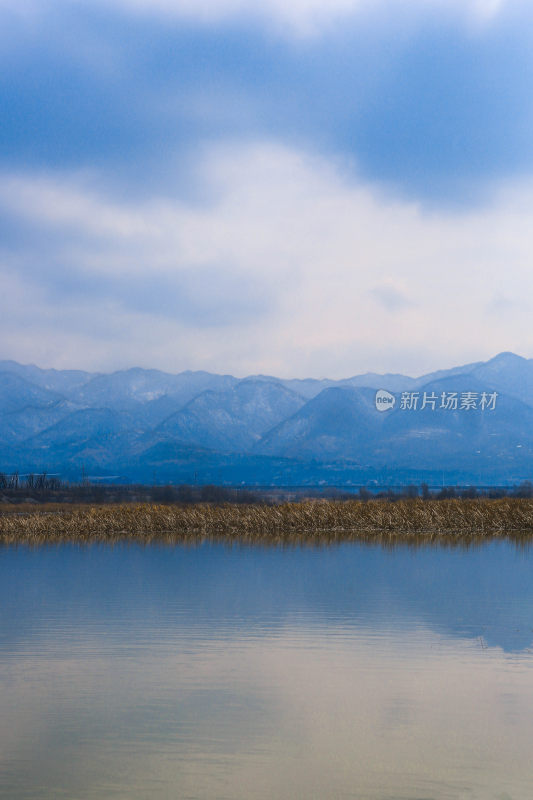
[19,408,144,473]
[0,401,76,444]
[0,371,64,416]
[255,386,380,460]
[377,373,533,472]
[254,371,533,470]
[153,379,306,453]
[69,368,238,411]
[0,372,73,447]
[26,408,138,450]
[0,361,94,394]
[251,372,415,397]
[412,359,484,388]
[2,352,533,484]
[466,352,533,406]
[340,373,417,392]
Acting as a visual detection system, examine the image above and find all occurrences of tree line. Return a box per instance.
[2,472,533,505]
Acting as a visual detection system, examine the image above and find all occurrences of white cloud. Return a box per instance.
[0,0,510,36]
[96,0,509,27]
[1,139,533,377]
[102,0,512,34]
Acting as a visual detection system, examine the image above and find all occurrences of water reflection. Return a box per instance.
[1,540,533,798]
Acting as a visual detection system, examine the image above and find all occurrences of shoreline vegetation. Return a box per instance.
[4,474,533,507]
[3,499,533,545]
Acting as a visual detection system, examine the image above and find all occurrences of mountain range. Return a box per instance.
[1,352,533,485]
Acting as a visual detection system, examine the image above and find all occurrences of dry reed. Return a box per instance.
[2,498,533,546]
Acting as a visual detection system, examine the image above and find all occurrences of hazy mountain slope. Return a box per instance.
[255,386,382,460]
[276,378,335,399]
[339,373,416,391]
[8,408,146,476]
[138,373,239,425]
[256,374,533,469]
[466,352,533,406]
[0,361,94,393]
[26,407,137,445]
[254,359,485,397]
[69,368,238,412]
[0,372,65,417]
[153,379,306,452]
[377,374,533,470]
[412,359,484,387]
[0,401,77,444]
[258,373,415,397]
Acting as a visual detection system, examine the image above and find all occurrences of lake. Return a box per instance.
[1,539,533,799]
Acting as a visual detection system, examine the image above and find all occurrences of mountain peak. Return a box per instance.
[486,351,525,365]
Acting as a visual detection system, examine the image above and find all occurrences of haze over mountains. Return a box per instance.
[1,352,533,485]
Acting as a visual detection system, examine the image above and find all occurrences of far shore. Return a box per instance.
[3,498,533,545]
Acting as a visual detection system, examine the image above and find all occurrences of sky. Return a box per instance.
[1,0,533,378]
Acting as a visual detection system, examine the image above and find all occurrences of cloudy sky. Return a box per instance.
[1,0,533,378]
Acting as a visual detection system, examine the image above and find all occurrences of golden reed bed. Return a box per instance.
[2,498,533,545]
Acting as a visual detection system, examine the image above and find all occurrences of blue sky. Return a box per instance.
[1,0,533,377]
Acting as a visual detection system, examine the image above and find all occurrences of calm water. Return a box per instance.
[1,540,533,799]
